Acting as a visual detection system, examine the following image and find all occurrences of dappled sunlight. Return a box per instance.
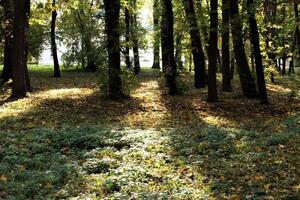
[267,83,293,93]
[0,88,95,122]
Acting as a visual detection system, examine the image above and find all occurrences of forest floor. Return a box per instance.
[0,66,300,199]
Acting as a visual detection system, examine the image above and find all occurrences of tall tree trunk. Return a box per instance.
[152,0,160,69]
[221,0,231,91]
[207,0,218,102]
[161,0,177,95]
[11,0,28,98]
[51,0,60,78]
[182,0,206,88]
[125,6,131,69]
[230,0,257,98]
[161,0,168,73]
[247,0,269,104]
[104,0,124,99]
[24,0,32,92]
[132,0,140,74]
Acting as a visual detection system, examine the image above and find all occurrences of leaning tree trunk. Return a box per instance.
[221,0,231,91]
[11,0,28,98]
[247,0,269,104]
[161,0,178,95]
[207,0,218,102]
[230,0,257,98]
[182,0,206,88]
[51,0,61,78]
[152,0,160,69]
[104,0,124,99]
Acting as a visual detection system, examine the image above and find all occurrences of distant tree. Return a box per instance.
[51,0,61,77]
[131,0,140,74]
[221,0,232,91]
[103,0,124,99]
[124,2,131,69]
[207,0,218,102]
[152,0,160,69]
[182,0,206,88]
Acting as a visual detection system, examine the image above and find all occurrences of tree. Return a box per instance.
[131,0,141,74]
[11,0,31,98]
[104,0,124,99]
[124,3,131,69]
[230,0,257,98]
[247,0,269,104]
[221,0,231,91]
[161,0,177,95]
[51,0,61,77]
[207,0,218,102]
[152,0,160,69]
[182,0,206,88]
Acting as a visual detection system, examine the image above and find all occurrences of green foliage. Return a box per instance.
[264,64,280,79]
[176,74,189,95]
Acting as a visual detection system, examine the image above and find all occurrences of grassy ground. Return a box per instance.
[0,66,300,199]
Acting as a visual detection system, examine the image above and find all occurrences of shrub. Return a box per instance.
[98,66,137,97]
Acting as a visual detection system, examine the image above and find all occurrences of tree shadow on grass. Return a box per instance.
[156,78,300,198]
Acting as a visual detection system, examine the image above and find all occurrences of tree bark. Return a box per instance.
[132,0,140,74]
[161,0,177,95]
[11,0,28,98]
[207,0,218,102]
[152,0,160,69]
[182,0,206,88]
[104,0,124,99]
[247,0,269,104]
[125,6,131,69]
[221,0,231,91]
[230,0,257,98]
[51,0,61,77]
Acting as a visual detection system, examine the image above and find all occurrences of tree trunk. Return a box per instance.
[221,0,231,91]
[132,0,140,74]
[24,0,32,92]
[247,0,269,104]
[230,0,257,98]
[161,0,177,95]
[51,0,61,77]
[125,6,131,69]
[152,0,160,69]
[104,0,124,99]
[293,0,300,62]
[207,0,218,102]
[182,0,206,88]
[11,0,28,98]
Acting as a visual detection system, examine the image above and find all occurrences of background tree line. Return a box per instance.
[0,0,299,103]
